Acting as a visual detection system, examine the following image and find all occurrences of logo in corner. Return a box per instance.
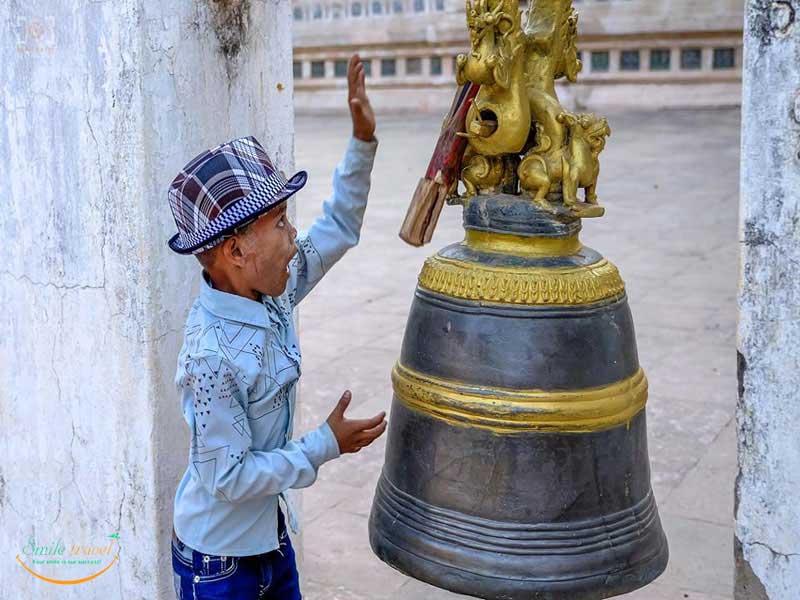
[16,532,121,585]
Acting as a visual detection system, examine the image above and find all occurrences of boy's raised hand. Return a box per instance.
[348,54,376,142]
[326,390,387,454]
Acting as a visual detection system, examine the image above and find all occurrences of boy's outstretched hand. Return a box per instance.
[327,390,387,454]
[348,54,376,142]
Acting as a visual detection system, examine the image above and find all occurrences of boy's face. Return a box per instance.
[223,202,298,298]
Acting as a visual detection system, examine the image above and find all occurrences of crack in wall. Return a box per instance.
[0,269,104,290]
[116,478,128,534]
[85,112,109,290]
[48,292,90,528]
[749,540,800,560]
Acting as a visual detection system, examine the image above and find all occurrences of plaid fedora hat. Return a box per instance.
[167,136,307,254]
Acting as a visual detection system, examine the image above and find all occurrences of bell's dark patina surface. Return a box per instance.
[369,195,669,599]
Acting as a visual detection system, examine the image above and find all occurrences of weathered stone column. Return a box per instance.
[736,2,800,598]
[0,2,294,598]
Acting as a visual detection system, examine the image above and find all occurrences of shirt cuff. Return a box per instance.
[320,421,342,461]
[303,421,342,470]
[345,135,378,171]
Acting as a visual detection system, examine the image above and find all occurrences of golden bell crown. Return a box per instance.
[456,0,609,219]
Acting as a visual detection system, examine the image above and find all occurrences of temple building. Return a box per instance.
[291,0,743,112]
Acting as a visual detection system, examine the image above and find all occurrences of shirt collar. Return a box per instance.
[199,270,269,328]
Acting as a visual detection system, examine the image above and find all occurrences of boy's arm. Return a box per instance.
[184,356,340,503]
[288,135,378,306]
[287,53,376,307]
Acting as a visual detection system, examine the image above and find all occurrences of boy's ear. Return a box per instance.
[219,236,246,267]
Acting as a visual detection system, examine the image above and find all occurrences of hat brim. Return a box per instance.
[168,170,308,255]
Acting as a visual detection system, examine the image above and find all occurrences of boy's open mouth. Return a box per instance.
[286,248,297,275]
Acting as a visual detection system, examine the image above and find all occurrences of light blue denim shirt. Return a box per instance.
[172,136,378,557]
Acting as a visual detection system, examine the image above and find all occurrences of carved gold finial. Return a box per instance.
[455,0,610,219]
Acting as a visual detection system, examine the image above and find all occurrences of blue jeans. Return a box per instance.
[171,511,301,599]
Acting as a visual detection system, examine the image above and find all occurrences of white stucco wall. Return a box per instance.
[736,1,800,598]
[0,2,294,598]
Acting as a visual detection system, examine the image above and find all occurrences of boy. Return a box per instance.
[165,55,385,599]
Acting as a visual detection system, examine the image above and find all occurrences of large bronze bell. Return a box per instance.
[369,196,669,599]
[369,1,668,596]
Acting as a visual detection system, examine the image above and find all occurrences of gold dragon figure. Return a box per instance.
[455,0,610,218]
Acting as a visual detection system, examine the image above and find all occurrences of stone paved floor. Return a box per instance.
[294,107,740,600]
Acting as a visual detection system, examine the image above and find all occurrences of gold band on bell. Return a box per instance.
[463,230,583,258]
[418,255,626,306]
[392,362,648,433]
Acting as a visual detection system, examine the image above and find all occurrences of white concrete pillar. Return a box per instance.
[669,46,680,73]
[444,52,455,78]
[0,1,294,598]
[702,45,714,71]
[736,2,800,598]
[608,48,621,74]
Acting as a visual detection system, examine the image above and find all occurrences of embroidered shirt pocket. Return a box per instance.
[246,342,298,421]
